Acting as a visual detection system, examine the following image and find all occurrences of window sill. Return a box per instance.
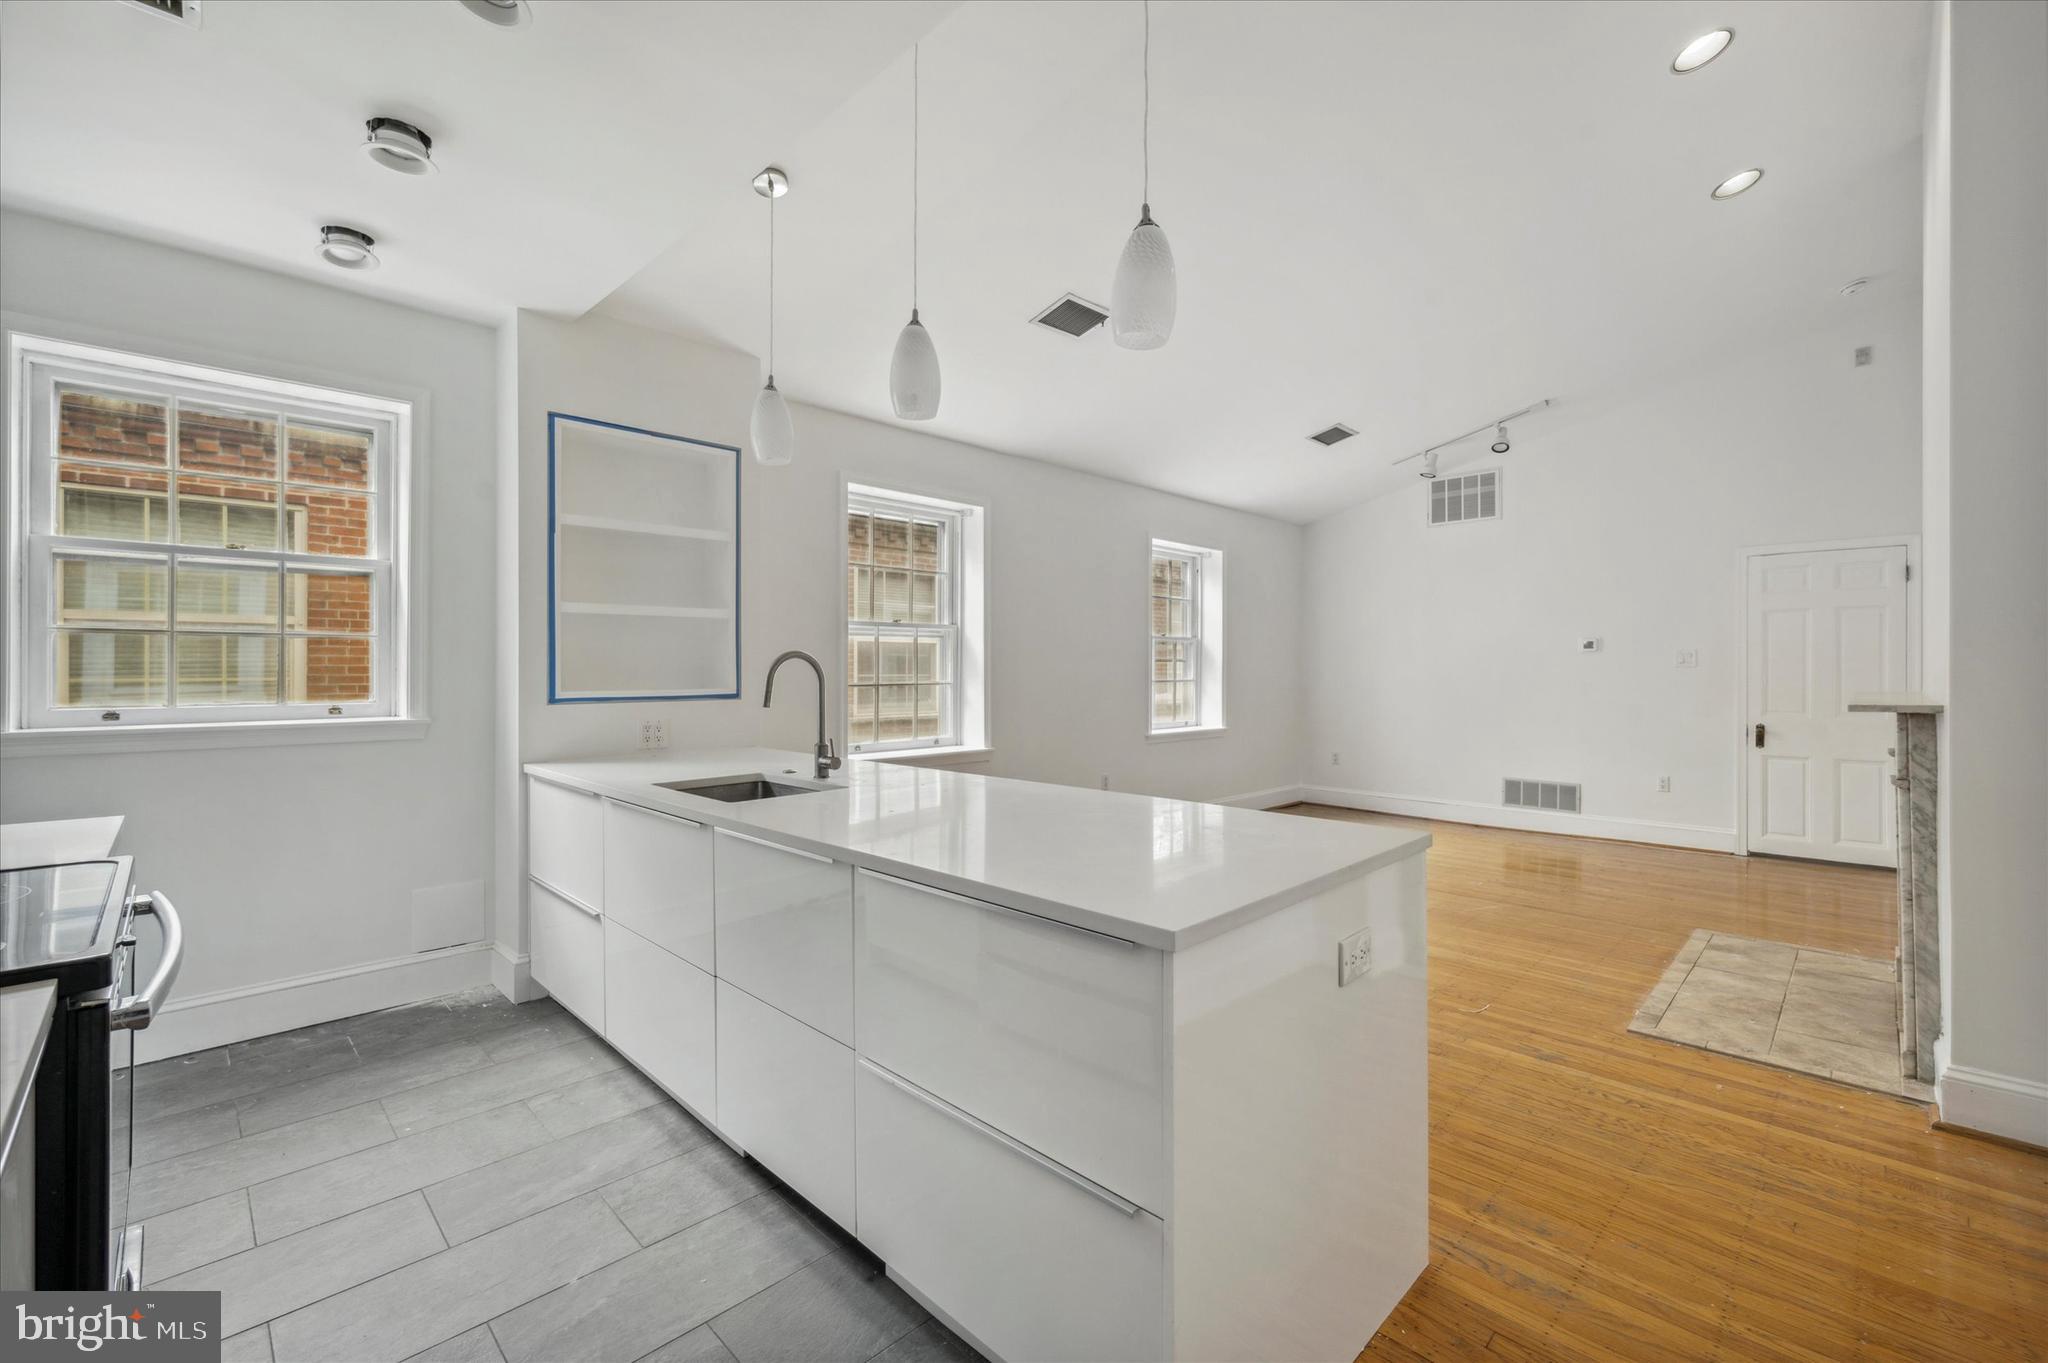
[1146,724,1228,744]
[852,744,995,767]
[1,716,430,757]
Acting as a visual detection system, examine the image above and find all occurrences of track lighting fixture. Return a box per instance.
[749,166,795,467]
[1397,399,1554,475]
[1490,424,1511,454]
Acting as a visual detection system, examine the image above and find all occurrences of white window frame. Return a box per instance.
[5,333,419,742]
[845,486,967,755]
[1148,538,1226,739]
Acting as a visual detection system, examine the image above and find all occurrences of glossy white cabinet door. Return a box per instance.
[855,1059,1166,1363]
[528,878,603,1030]
[528,778,603,910]
[604,919,716,1124]
[713,830,853,1043]
[855,869,1167,1212]
[715,980,855,1229]
[603,800,714,972]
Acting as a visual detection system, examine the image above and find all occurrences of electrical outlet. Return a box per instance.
[1338,928,1373,988]
[1330,751,1341,766]
[1100,775,1109,790]
[1657,775,1672,793]
[639,718,668,750]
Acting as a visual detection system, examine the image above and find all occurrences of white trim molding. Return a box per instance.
[132,941,492,1064]
[1211,784,1305,810]
[491,941,545,1004]
[1300,784,1737,853]
[1938,1065,2048,1148]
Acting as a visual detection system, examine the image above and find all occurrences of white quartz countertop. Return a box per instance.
[523,749,1430,951]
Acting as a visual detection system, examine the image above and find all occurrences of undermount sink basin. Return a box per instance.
[656,775,820,803]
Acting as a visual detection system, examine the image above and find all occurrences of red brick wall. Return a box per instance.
[58,393,374,702]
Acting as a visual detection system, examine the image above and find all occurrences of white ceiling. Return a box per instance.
[2,1,1928,523]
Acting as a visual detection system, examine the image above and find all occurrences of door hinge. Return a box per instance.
[1904,563,1912,581]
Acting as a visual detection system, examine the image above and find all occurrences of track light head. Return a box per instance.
[1490,423,1511,454]
[1419,450,1439,480]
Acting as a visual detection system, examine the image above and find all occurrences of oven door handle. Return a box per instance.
[111,891,184,1032]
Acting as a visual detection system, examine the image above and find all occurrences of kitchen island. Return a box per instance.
[522,749,1428,1363]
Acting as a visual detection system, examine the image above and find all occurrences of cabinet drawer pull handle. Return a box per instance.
[715,827,836,864]
[858,1058,1142,1216]
[608,797,702,829]
[857,869,1137,948]
[530,875,600,918]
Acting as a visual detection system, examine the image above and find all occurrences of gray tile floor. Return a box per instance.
[128,989,986,1363]
[1628,929,1934,1101]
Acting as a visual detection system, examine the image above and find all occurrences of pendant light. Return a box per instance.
[749,166,795,467]
[1110,0,1176,350]
[889,45,941,420]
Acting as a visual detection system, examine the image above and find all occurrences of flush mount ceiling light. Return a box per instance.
[1110,0,1176,350]
[455,0,529,27]
[1711,168,1764,200]
[1490,423,1511,454]
[316,225,378,271]
[363,118,435,175]
[749,166,795,467]
[1671,28,1733,73]
[888,46,940,421]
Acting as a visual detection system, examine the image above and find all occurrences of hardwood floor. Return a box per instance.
[1277,807,2048,1363]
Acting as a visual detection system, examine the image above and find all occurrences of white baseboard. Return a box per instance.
[133,942,493,1064]
[1297,784,1739,853]
[490,942,545,1004]
[1938,1065,2048,1147]
[1211,784,1306,810]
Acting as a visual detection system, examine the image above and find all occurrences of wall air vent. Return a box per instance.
[1030,294,1109,338]
[119,0,203,25]
[1309,424,1358,446]
[1504,778,1581,813]
[1428,469,1500,526]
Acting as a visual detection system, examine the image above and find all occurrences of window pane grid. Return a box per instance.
[847,496,961,751]
[1149,548,1204,731]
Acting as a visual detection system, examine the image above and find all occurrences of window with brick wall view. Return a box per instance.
[846,492,960,752]
[1150,544,1203,730]
[10,340,409,729]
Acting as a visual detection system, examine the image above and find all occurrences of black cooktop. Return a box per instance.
[0,857,132,993]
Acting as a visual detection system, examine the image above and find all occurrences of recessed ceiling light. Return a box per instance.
[1672,29,1733,74]
[1710,168,1764,200]
[364,118,435,175]
[317,225,379,271]
[455,0,529,28]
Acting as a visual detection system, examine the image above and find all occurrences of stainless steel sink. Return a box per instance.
[655,775,821,802]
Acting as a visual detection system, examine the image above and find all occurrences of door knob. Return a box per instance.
[1754,722,1766,749]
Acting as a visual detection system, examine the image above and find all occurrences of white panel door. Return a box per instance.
[1745,545,1907,866]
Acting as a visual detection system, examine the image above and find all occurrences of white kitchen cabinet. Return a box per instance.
[713,829,853,1044]
[856,1058,1167,1363]
[604,919,716,1123]
[855,869,1167,1213]
[527,778,603,910]
[715,980,855,1230]
[603,799,715,972]
[528,878,603,1030]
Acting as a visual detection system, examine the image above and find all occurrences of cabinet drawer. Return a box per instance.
[605,920,715,1124]
[715,981,854,1230]
[603,800,714,972]
[529,878,603,1030]
[528,778,603,910]
[856,1059,1166,1363]
[855,869,1166,1212]
[714,829,852,1043]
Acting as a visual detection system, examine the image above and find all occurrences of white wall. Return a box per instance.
[495,309,1305,978]
[0,212,499,1057]
[1922,0,2048,1144]
[1299,299,1922,849]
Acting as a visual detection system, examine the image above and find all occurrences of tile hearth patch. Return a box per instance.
[1628,929,1933,1102]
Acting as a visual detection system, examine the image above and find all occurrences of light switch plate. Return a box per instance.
[1338,928,1373,988]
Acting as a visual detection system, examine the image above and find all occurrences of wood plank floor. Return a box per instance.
[1277,807,2048,1363]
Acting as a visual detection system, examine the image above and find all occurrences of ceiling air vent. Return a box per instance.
[1030,294,1109,338]
[119,0,203,26]
[1505,779,1581,814]
[1309,424,1358,446]
[1428,469,1500,526]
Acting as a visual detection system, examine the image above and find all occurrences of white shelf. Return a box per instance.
[559,602,732,620]
[556,686,734,701]
[558,514,732,542]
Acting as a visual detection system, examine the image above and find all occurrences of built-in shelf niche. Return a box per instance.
[549,413,739,702]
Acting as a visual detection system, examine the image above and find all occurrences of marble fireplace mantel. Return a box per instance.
[1849,693,1944,1085]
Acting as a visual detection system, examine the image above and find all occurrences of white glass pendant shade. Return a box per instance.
[750,378,794,467]
[1111,206,1176,350]
[889,311,941,420]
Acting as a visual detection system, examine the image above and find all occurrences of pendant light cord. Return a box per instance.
[767,188,775,380]
[912,44,920,313]
[1141,0,1150,206]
